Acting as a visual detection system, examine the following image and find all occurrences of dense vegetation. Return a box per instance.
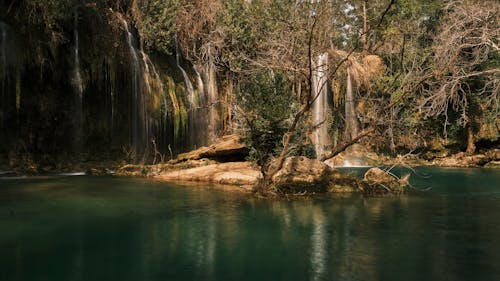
[0,0,498,172]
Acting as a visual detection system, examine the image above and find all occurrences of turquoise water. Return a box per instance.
[0,168,499,281]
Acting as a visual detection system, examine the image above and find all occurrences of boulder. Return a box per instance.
[271,156,332,193]
[175,134,249,162]
[116,159,217,176]
[156,162,262,188]
[363,167,395,183]
[485,161,500,168]
[328,170,364,193]
[362,167,407,194]
[486,149,500,161]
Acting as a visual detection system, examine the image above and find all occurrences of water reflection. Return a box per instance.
[0,170,500,281]
[310,207,326,281]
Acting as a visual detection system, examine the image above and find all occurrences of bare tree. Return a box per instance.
[419,0,500,154]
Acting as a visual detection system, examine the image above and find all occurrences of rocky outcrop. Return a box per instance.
[363,167,396,183]
[271,156,332,193]
[432,149,500,167]
[155,162,262,189]
[116,159,217,176]
[175,135,249,163]
[362,167,408,194]
[117,152,411,195]
[328,170,365,193]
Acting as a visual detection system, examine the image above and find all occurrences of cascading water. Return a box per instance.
[118,14,147,161]
[0,21,9,131]
[175,41,195,107]
[139,50,153,145]
[186,59,219,148]
[204,59,219,144]
[345,65,358,141]
[140,51,152,95]
[194,67,205,102]
[342,64,365,167]
[0,22,6,81]
[140,49,174,157]
[73,12,83,99]
[73,11,84,154]
[312,53,331,159]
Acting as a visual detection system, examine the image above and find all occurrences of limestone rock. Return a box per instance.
[271,156,332,192]
[486,149,500,161]
[175,134,249,162]
[362,167,407,194]
[156,162,262,187]
[433,150,499,167]
[363,167,395,183]
[485,161,500,168]
[328,170,363,193]
[116,159,217,176]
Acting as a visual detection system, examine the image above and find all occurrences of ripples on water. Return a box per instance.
[0,168,499,281]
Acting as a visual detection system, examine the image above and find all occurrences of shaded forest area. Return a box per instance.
[0,0,498,172]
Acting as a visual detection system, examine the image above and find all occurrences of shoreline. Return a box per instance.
[1,147,498,196]
[1,151,499,178]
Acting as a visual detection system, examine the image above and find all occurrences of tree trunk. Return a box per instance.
[466,125,476,155]
[362,0,368,54]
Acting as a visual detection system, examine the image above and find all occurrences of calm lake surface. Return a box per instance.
[1,168,499,281]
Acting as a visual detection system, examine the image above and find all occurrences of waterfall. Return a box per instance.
[345,65,358,141]
[0,22,6,129]
[73,11,84,154]
[0,23,6,80]
[118,14,147,161]
[203,60,219,144]
[140,51,152,95]
[141,49,170,152]
[312,53,330,159]
[175,41,195,107]
[194,67,205,102]
[188,61,218,147]
[141,52,164,108]
[73,11,83,99]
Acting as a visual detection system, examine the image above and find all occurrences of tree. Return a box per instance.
[227,0,407,186]
[237,72,297,175]
[133,0,178,55]
[418,0,500,154]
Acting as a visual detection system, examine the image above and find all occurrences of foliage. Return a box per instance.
[3,0,500,163]
[417,0,499,152]
[237,71,295,170]
[133,0,178,55]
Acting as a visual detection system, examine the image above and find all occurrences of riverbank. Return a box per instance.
[1,134,498,195]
